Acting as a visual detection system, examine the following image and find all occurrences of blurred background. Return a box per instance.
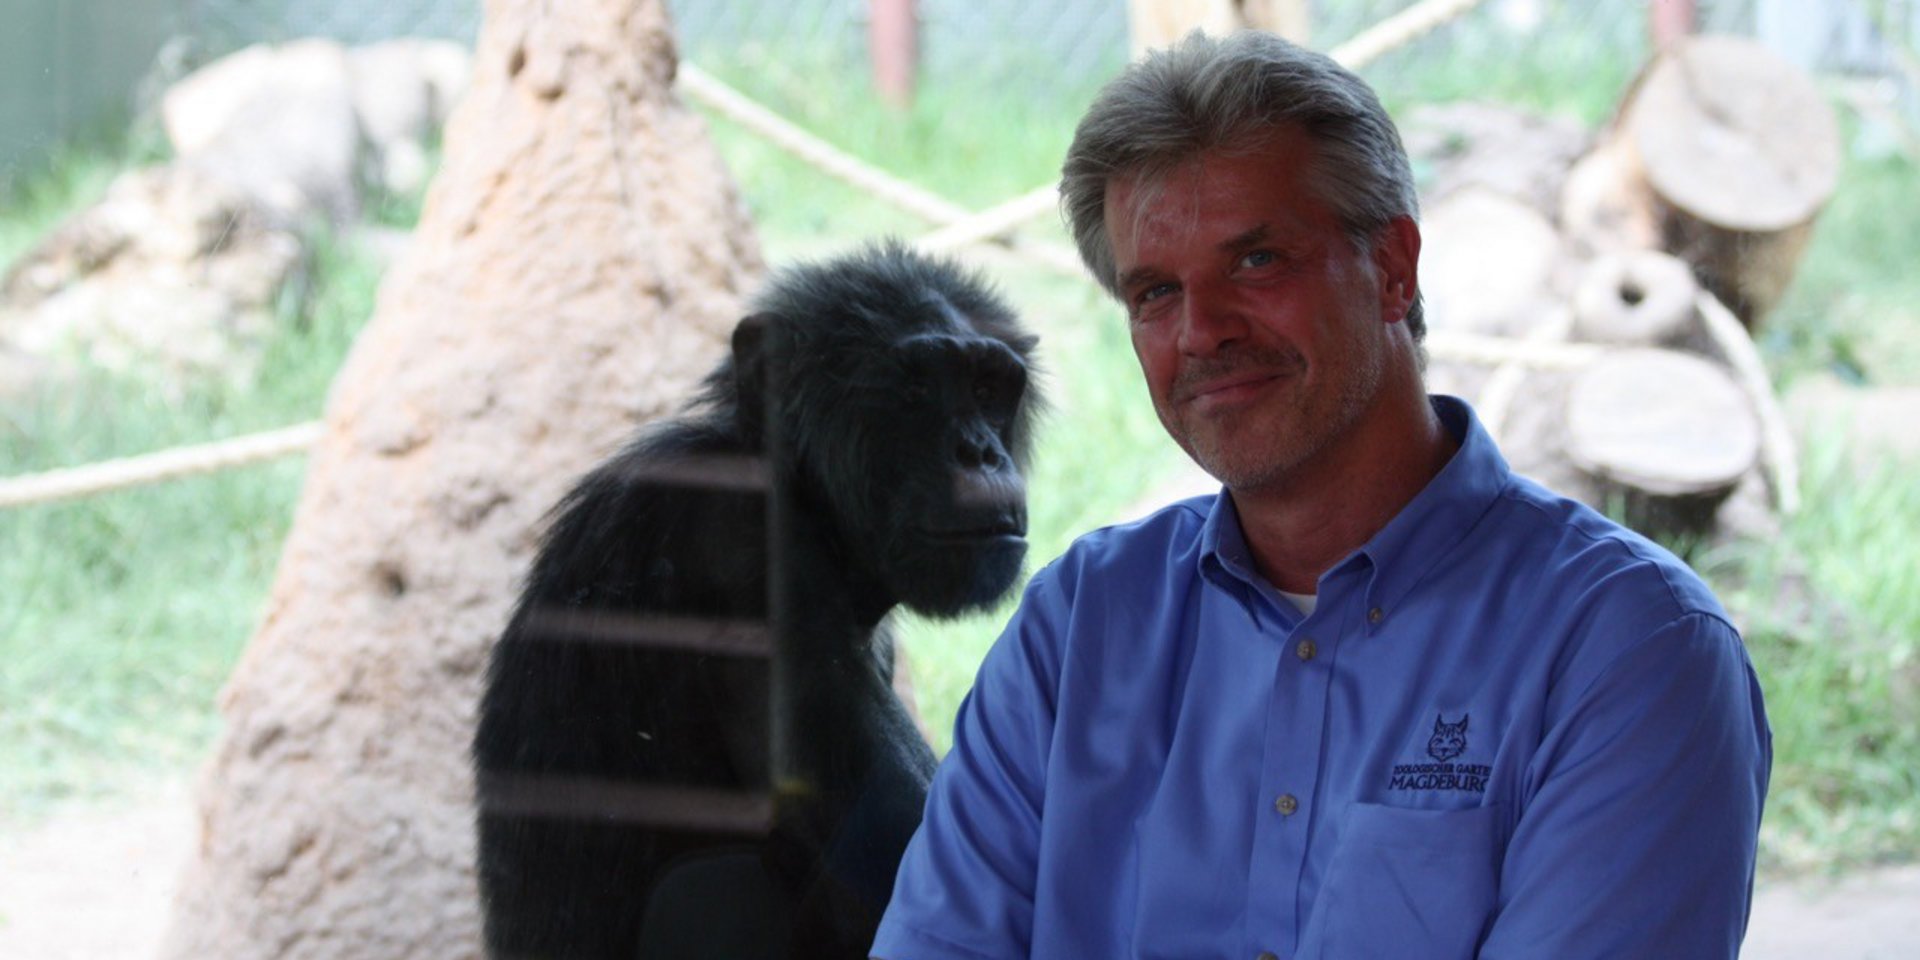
[1,0,1916,956]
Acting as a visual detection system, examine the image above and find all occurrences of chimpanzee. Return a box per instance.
[473,242,1041,959]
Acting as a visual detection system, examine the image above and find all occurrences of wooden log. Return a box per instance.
[1400,101,1589,218]
[1564,347,1760,539]
[1572,250,1697,346]
[1420,186,1562,338]
[1612,35,1840,327]
[1559,141,1661,257]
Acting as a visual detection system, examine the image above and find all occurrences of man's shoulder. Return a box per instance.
[1486,473,1730,628]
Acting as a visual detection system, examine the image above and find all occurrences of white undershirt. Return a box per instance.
[1279,590,1318,615]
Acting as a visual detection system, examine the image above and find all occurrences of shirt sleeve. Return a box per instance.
[869,571,1065,960]
[1477,611,1772,959]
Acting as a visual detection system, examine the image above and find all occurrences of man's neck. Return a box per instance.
[1230,388,1457,595]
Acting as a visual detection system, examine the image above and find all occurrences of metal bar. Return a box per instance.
[517,609,774,657]
[605,452,771,492]
[477,774,775,834]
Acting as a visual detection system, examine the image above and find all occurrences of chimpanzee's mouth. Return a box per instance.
[921,516,1027,543]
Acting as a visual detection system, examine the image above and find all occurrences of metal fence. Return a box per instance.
[7,0,1917,179]
[159,1,1919,121]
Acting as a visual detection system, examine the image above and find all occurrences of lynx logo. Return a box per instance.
[1389,713,1490,794]
[1427,713,1469,761]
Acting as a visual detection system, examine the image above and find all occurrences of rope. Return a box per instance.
[682,1,1500,268]
[678,64,972,227]
[1328,0,1497,71]
[0,422,321,509]
[1425,331,1604,369]
[913,186,1062,255]
[677,65,1087,276]
[886,0,1503,249]
[1474,306,1577,444]
[1696,292,1801,515]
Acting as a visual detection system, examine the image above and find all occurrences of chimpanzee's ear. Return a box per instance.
[730,313,781,441]
[731,312,777,398]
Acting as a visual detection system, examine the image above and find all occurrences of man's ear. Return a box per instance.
[1374,216,1421,326]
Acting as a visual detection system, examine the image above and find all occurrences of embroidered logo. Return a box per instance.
[1427,713,1469,761]
[1390,712,1490,793]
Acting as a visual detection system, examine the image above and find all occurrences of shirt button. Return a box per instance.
[1295,638,1317,661]
[1257,952,1280,960]
[1274,793,1298,816]
[1368,606,1384,624]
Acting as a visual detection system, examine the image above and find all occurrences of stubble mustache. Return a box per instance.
[1171,345,1308,403]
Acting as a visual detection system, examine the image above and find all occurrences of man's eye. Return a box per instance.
[1137,282,1176,305]
[1240,250,1277,268]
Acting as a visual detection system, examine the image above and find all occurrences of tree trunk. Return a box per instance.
[1605,35,1839,327]
[1571,249,1698,347]
[1419,187,1564,338]
[159,1,762,957]
[1564,347,1760,539]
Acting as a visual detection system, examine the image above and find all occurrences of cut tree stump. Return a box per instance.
[1565,347,1760,539]
[1572,249,1697,347]
[1420,187,1563,338]
[1609,35,1840,327]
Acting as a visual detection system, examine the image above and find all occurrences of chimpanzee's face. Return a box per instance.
[802,318,1033,619]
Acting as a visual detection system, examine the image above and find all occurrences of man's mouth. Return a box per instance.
[1181,370,1290,408]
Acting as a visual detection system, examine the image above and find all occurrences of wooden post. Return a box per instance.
[871,0,918,109]
[1651,0,1695,51]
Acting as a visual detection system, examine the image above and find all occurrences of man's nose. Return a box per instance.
[1177,281,1246,356]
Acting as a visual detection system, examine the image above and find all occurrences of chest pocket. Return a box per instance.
[1297,802,1502,960]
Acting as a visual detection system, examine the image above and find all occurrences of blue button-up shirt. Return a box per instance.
[873,396,1770,960]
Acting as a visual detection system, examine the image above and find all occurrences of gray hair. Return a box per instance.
[1060,30,1425,340]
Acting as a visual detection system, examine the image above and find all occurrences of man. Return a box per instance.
[872,31,1770,960]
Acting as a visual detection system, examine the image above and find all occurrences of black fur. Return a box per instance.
[474,242,1040,959]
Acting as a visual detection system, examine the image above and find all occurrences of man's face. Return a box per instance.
[1104,131,1417,493]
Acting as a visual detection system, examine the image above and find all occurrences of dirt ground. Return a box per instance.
[0,777,1915,959]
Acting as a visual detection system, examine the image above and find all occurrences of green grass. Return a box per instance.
[0,147,123,278]
[1724,119,1920,870]
[1702,440,1920,871]
[1365,2,1646,127]
[1765,149,1920,388]
[0,230,386,823]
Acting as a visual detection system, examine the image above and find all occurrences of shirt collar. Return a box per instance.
[1197,395,1511,616]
